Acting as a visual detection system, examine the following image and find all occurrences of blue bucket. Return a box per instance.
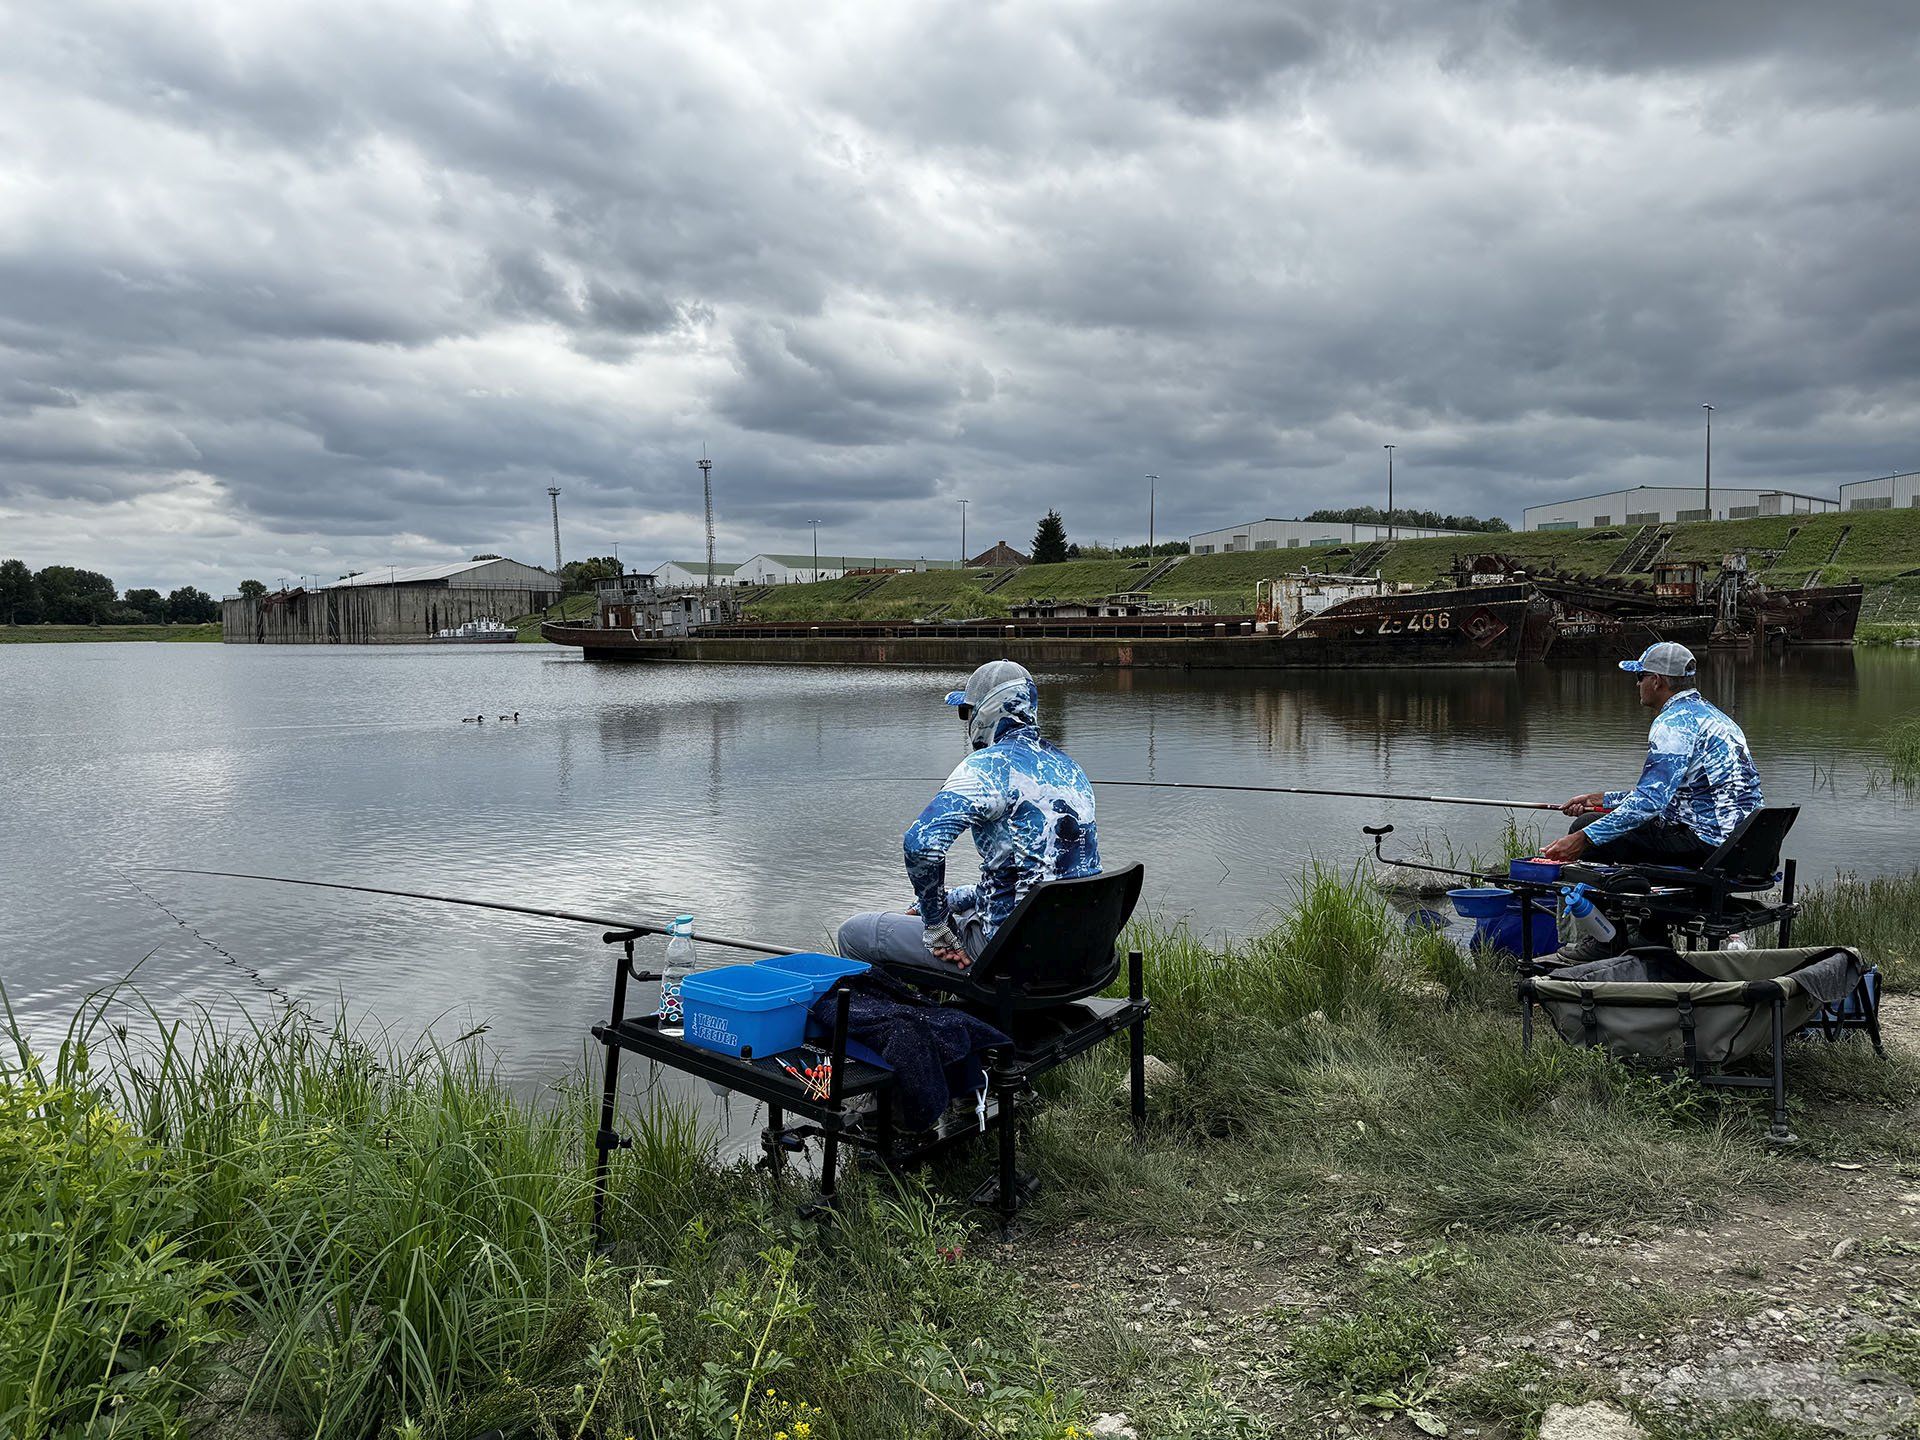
[755,952,870,1001]
[1448,886,1514,920]
[1472,898,1561,960]
[680,965,812,1058]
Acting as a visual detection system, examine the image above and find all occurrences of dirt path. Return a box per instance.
[1019,1007,1920,1437]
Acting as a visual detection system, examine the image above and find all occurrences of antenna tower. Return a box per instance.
[547,485,563,581]
[698,449,715,588]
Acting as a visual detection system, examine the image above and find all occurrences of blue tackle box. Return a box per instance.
[755,952,870,1000]
[679,965,812,1058]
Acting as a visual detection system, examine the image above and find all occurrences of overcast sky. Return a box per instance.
[3,0,1917,591]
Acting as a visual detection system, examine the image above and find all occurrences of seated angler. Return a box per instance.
[837,660,1100,972]
[1541,641,1763,958]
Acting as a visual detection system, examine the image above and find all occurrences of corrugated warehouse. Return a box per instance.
[222,558,561,644]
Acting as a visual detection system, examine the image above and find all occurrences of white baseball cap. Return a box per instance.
[1619,641,1697,678]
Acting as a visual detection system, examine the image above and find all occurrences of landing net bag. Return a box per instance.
[1532,946,1867,1069]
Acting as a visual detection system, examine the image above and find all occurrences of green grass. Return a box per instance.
[989,559,1160,604]
[11,863,1919,1438]
[0,623,221,643]
[1796,867,1920,982]
[610,509,1920,624]
[513,592,595,638]
[1,988,1094,1440]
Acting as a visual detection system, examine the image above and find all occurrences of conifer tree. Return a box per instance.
[1031,509,1069,564]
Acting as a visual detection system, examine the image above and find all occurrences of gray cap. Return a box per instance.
[1619,641,1697,678]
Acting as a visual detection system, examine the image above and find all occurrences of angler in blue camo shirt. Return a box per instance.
[1541,641,1763,868]
[837,660,1100,972]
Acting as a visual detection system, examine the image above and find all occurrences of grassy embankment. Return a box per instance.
[727,509,1920,639]
[510,592,596,640]
[8,864,1918,1439]
[0,623,221,643]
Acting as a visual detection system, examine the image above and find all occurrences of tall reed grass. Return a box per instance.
[8,862,1915,1437]
[0,986,1086,1439]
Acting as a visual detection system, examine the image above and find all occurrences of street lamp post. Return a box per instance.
[1145,474,1157,553]
[806,519,822,583]
[1702,405,1714,522]
[958,499,969,566]
[1382,445,1396,542]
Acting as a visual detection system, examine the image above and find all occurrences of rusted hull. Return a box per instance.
[1752,584,1864,645]
[540,585,1544,669]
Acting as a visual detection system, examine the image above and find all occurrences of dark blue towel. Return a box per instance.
[808,971,1009,1130]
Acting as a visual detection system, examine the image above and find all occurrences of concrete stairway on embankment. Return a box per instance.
[979,568,1022,594]
[1806,524,1853,588]
[1137,555,1187,589]
[848,574,894,601]
[1346,541,1393,575]
[1607,526,1652,573]
[1609,524,1674,575]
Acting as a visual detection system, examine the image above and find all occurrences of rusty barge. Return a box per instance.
[541,560,1858,669]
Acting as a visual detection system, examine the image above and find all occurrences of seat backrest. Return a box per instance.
[1700,805,1798,882]
[967,863,1145,1006]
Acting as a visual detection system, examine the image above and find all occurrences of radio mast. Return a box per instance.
[698,449,715,588]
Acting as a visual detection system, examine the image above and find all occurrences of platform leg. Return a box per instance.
[763,1104,786,1175]
[592,939,636,1251]
[1863,973,1886,1058]
[815,987,852,1212]
[995,975,1019,1233]
[1779,860,1797,947]
[1128,949,1147,1138]
[1766,997,1796,1144]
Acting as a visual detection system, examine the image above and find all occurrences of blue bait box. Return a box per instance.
[1448,886,1514,919]
[754,952,870,1001]
[1508,858,1562,884]
[679,965,812,1058]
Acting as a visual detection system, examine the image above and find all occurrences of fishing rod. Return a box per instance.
[153,869,800,957]
[854,777,1566,812]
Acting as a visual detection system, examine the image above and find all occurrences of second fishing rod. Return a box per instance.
[846,775,1570,812]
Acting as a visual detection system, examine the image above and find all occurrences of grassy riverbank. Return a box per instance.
[7,868,1917,1438]
[0,622,221,643]
[725,510,1920,625]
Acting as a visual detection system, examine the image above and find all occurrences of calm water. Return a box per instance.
[3,643,1917,1080]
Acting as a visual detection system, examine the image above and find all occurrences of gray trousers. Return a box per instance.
[836,910,989,968]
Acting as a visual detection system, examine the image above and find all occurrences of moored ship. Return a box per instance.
[542,573,1551,669]
[429,617,517,643]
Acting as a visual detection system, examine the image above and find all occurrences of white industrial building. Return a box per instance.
[1188,518,1471,554]
[651,554,963,586]
[650,560,748,588]
[1839,471,1920,511]
[321,557,559,592]
[1522,486,1837,531]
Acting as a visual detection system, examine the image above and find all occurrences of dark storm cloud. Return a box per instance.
[2,0,1917,591]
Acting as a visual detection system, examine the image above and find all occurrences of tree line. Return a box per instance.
[1304,506,1511,533]
[0,559,226,625]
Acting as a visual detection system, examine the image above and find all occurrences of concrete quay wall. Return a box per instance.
[223,586,556,644]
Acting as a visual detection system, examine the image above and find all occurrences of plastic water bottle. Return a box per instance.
[1562,884,1617,945]
[659,914,696,1036]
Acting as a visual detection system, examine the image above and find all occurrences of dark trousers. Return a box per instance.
[1570,810,1713,867]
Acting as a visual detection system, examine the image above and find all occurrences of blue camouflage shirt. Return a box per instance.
[1585,688,1762,848]
[903,724,1100,937]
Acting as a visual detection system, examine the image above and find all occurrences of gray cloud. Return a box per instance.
[1,0,1916,592]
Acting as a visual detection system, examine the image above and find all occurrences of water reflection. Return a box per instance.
[0,643,1914,1080]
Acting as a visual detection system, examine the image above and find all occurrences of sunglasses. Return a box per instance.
[957,703,974,721]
